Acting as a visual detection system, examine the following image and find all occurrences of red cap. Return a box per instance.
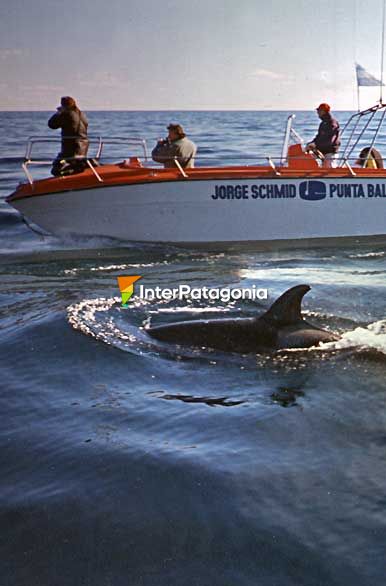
[317,103,331,112]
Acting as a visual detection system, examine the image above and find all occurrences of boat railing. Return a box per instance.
[150,153,372,178]
[280,114,305,165]
[339,102,386,167]
[19,134,384,185]
[22,135,148,184]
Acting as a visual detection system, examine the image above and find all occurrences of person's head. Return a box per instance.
[316,103,331,118]
[60,96,78,110]
[356,147,374,167]
[167,124,186,141]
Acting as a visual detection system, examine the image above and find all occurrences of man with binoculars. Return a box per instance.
[152,124,197,169]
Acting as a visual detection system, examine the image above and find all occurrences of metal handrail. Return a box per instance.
[22,135,149,184]
[339,102,386,167]
[267,157,281,175]
[341,110,377,163]
[361,107,386,163]
[21,157,103,185]
[173,158,188,178]
[18,128,386,186]
[21,152,384,169]
[24,135,102,161]
[340,103,384,136]
[280,114,305,166]
[24,135,148,161]
[95,136,148,160]
[342,158,357,176]
[281,114,296,165]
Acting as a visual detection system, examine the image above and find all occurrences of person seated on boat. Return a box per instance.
[48,96,89,176]
[305,103,340,168]
[151,124,197,169]
[355,146,384,169]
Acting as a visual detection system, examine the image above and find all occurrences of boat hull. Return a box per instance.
[7,175,386,246]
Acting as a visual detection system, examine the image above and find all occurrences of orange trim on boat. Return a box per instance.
[7,158,386,203]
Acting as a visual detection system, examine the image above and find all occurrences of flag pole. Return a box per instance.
[381,0,386,103]
[355,63,360,111]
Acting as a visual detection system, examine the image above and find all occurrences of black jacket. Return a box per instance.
[48,109,89,158]
[313,113,340,154]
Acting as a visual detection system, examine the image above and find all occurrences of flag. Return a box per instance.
[355,63,384,86]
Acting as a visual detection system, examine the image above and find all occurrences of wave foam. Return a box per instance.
[348,252,385,259]
[240,266,385,287]
[321,320,386,355]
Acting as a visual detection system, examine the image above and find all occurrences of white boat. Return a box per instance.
[6,106,386,249]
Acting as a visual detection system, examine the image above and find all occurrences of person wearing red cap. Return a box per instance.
[306,103,340,167]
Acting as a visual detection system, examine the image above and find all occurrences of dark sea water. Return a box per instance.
[1,111,386,586]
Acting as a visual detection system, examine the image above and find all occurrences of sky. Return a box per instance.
[0,0,385,110]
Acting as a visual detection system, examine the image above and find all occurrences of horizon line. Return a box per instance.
[0,108,359,113]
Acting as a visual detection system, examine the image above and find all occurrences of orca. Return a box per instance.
[146,284,339,352]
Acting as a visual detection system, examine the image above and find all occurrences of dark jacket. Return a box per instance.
[48,108,89,158]
[152,137,197,168]
[313,113,340,155]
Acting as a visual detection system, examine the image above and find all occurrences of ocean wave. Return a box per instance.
[63,262,163,275]
[240,266,386,287]
[348,252,385,259]
[154,306,231,314]
[320,319,386,356]
[67,296,171,357]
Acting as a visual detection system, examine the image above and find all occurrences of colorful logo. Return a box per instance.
[117,276,142,307]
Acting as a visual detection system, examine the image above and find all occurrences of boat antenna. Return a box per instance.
[381,0,386,103]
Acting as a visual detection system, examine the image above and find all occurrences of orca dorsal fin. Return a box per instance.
[262,284,311,326]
